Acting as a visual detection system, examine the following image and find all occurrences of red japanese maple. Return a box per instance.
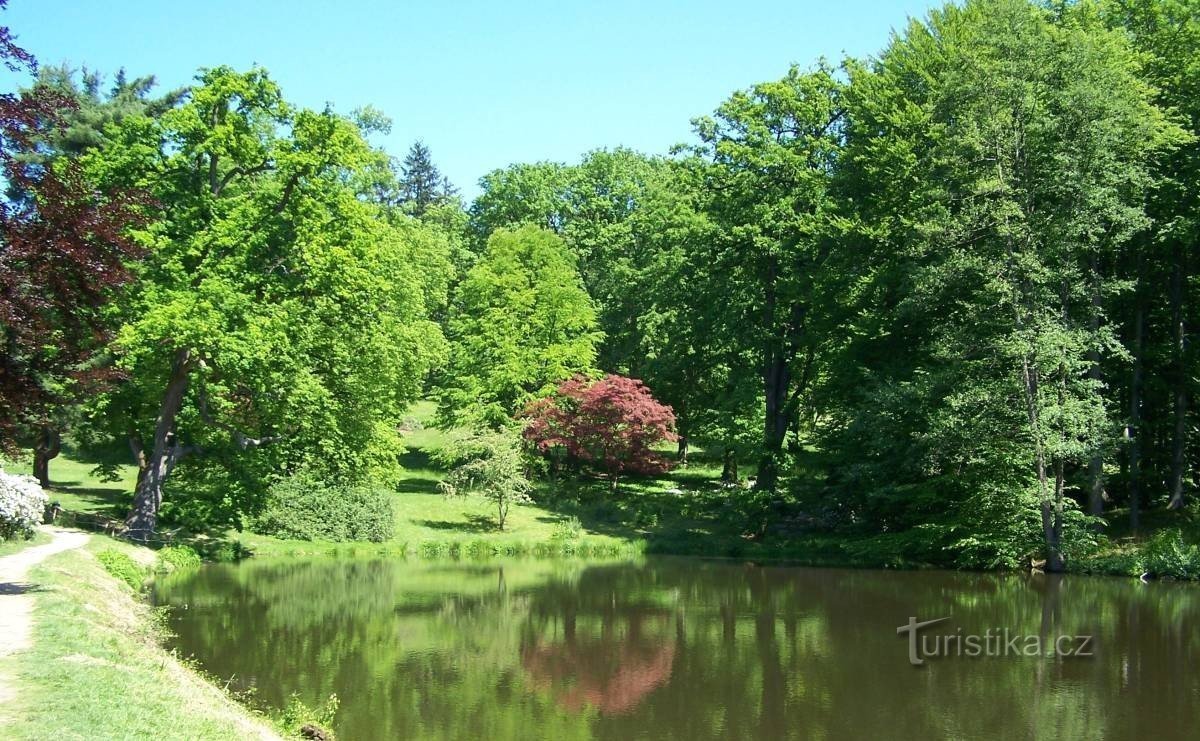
[524,374,677,492]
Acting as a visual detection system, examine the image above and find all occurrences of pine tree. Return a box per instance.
[399,140,454,217]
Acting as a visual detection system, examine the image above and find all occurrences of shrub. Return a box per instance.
[278,693,339,740]
[523,374,677,493]
[96,549,146,591]
[551,515,582,541]
[253,473,395,543]
[0,468,49,541]
[1143,529,1200,579]
[155,545,202,573]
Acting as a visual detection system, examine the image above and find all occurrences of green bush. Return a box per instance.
[96,549,146,591]
[550,515,582,541]
[155,545,202,573]
[277,693,339,740]
[1143,529,1200,579]
[253,474,395,543]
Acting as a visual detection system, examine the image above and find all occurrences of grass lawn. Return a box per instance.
[1,536,281,740]
[1,401,836,561]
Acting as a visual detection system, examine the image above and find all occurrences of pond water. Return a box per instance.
[152,557,1200,740]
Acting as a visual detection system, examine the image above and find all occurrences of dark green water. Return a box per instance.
[152,557,1200,740]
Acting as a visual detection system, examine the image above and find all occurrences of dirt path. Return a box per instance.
[0,527,90,715]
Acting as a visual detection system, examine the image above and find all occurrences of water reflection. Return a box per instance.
[152,558,1200,740]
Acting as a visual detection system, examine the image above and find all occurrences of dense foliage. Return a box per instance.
[437,225,601,427]
[253,473,396,543]
[1,0,1197,572]
[524,375,678,492]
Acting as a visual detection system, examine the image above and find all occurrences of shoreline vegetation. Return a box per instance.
[6,394,1198,580]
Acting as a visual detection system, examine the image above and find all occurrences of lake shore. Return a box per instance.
[0,533,283,740]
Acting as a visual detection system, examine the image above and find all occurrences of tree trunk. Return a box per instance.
[1087,260,1106,516]
[129,433,149,488]
[676,435,689,465]
[1022,355,1064,572]
[721,447,738,483]
[1168,251,1189,510]
[32,425,61,489]
[756,254,786,494]
[757,353,789,493]
[125,348,194,539]
[1129,295,1145,532]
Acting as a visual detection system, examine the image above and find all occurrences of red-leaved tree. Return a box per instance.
[523,374,677,493]
[0,1,144,458]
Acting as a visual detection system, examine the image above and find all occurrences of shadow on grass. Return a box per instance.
[415,514,498,533]
[396,446,445,494]
[48,484,130,518]
[533,473,752,553]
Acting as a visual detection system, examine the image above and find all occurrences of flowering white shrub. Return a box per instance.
[0,468,49,541]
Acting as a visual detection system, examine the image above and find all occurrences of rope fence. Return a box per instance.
[45,505,183,547]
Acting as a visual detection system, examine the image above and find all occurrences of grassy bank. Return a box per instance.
[0,536,281,740]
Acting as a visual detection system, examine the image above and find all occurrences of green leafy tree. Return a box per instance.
[436,427,533,530]
[820,0,1180,569]
[1104,0,1200,515]
[437,225,601,427]
[82,67,448,536]
[690,65,845,494]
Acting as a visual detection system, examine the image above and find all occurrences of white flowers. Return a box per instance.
[0,468,49,541]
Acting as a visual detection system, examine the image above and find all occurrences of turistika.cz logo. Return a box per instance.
[896,616,1094,667]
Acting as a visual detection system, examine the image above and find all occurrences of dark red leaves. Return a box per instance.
[523,374,678,484]
[0,9,145,443]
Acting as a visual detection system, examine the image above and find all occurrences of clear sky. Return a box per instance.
[2,0,938,199]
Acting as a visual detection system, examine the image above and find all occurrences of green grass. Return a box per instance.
[0,536,281,740]
[2,449,135,518]
[0,530,50,558]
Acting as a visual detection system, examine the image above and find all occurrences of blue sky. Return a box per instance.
[3,0,937,199]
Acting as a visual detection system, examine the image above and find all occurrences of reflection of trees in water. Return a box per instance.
[521,612,677,714]
[155,557,1200,740]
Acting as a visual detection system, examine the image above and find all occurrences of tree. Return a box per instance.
[437,225,602,427]
[690,65,845,494]
[818,0,1179,569]
[0,3,144,463]
[1105,0,1200,512]
[399,140,456,217]
[11,67,184,486]
[436,427,533,530]
[82,67,448,537]
[523,374,677,493]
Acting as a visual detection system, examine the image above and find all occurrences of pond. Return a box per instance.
[152,557,1200,740]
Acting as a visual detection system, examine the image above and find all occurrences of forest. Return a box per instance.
[2,0,1198,575]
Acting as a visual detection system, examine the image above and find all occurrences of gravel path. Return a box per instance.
[0,527,90,716]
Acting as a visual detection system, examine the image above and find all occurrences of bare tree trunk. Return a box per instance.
[32,426,61,489]
[1169,251,1189,510]
[676,435,689,465]
[125,348,194,539]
